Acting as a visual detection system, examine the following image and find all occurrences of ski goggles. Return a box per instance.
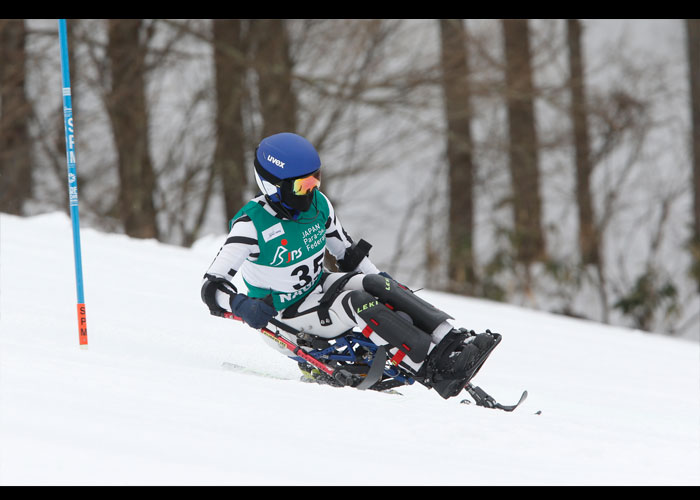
[291,170,321,196]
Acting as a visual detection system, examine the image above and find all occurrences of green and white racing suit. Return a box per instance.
[203,191,380,338]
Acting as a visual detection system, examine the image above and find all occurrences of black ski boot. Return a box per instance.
[416,329,501,399]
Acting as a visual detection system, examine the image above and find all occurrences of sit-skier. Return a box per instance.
[201,132,498,398]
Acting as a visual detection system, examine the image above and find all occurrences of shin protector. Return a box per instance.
[362,274,453,334]
[349,290,431,364]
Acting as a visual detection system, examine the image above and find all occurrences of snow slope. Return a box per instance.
[1,212,698,486]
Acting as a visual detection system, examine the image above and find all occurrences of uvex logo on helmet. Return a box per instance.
[267,155,285,168]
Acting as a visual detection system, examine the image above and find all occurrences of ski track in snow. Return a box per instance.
[1,213,698,485]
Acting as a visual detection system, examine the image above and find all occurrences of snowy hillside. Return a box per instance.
[1,212,698,485]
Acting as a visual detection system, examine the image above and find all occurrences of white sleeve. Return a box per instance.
[202,214,260,311]
[322,194,380,275]
[355,255,381,275]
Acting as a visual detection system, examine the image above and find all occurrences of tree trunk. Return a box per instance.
[212,19,249,218]
[0,19,32,215]
[105,19,159,239]
[502,19,546,265]
[686,19,700,290]
[249,19,297,137]
[566,19,600,267]
[438,19,476,294]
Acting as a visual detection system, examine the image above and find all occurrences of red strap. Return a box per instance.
[390,350,406,365]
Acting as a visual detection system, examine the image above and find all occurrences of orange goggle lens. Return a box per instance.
[292,171,321,195]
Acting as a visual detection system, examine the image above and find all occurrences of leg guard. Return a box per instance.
[349,290,431,364]
[362,274,453,334]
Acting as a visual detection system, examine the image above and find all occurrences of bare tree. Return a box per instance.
[502,19,546,268]
[686,19,700,291]
[438,19,476,295]
[105,19,159,239]
[212,19,249,219]
[566,19,600,268]
[0,19,32,214]
[250,19,297,136]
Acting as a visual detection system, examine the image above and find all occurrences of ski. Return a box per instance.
[460,383,534,413]
[221,362,293,381]
[223,361,404,395]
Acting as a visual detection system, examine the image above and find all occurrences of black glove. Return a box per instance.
[230,294,278,329]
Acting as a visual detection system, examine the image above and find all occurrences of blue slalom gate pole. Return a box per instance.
[58,19,88,347]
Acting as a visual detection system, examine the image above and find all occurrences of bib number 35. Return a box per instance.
[291,253,324,290]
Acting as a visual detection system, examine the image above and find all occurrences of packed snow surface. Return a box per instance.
[1,213,698,485]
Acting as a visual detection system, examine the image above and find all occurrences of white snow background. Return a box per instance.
[1,212,698,486]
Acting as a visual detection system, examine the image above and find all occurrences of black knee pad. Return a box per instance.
[361,274,452,333]
[348,289,430,363]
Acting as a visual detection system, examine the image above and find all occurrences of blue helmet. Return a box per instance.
[254,133,322,213]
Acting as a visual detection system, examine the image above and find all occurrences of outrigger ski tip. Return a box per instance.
[461,383,535,413]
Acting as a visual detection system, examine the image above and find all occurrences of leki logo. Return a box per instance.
[356,300,378,314]
[267,155,285,168]
[271,238,302,266]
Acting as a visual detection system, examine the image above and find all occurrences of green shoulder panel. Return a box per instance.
[228,200,260,231]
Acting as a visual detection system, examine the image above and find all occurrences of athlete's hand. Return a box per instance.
[230,294,278,329]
